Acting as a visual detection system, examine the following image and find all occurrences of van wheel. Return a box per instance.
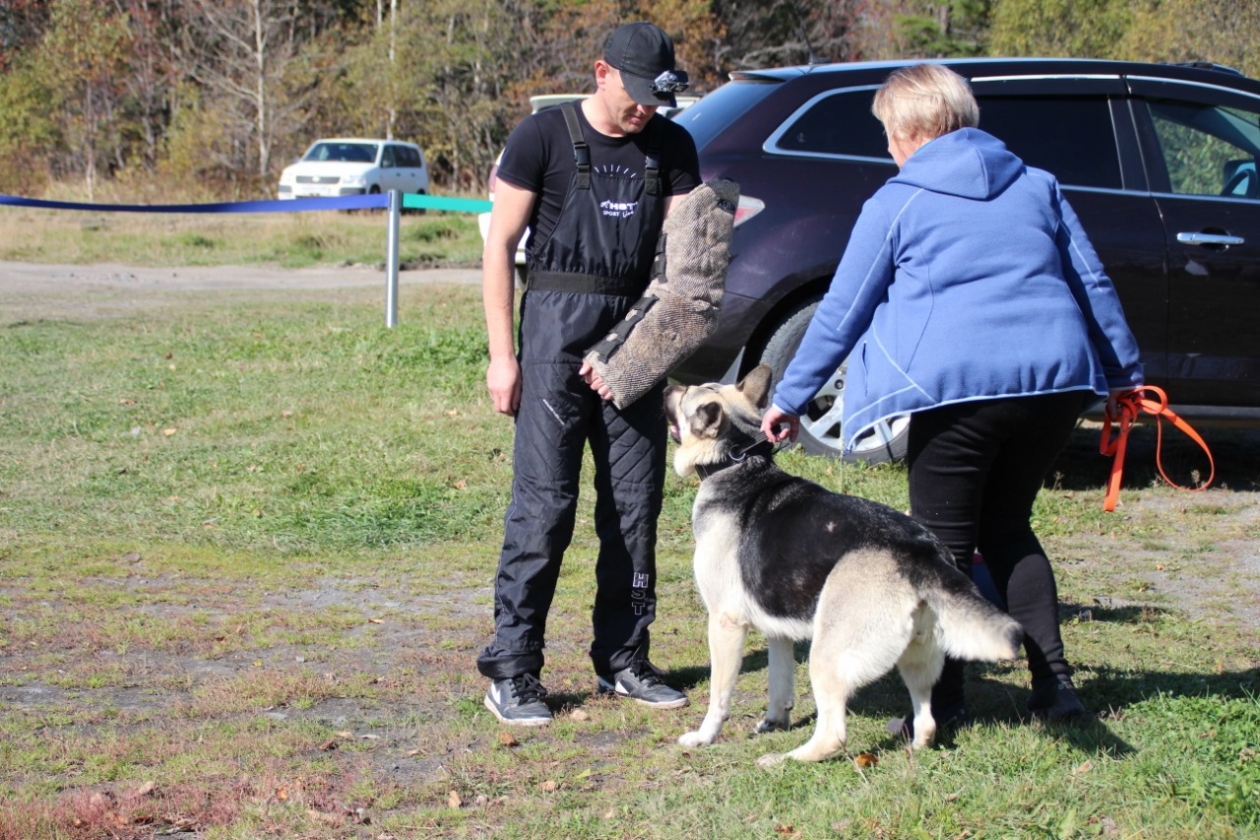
[757,297,909,464]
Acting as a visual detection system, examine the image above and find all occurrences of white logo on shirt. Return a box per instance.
[600,199,638,219]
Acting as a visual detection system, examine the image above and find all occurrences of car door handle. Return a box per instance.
[1176,232,1245,247]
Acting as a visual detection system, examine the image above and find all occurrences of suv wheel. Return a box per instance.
[758,298,910,464]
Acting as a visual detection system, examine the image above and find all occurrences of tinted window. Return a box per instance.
[977,95,1122,189]
[672,79,781,151]
[305,142,377,163]
[773,89,888,158]
[1145,98,1260,197]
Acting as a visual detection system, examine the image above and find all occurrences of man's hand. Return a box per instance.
[760,405,799,444]
[579,360,613,401]
[487,355,522,416]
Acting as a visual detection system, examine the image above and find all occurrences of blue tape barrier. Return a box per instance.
[0,192,492,214]
[0,193,388,213]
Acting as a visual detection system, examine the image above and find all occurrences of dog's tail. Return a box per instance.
[923,570,1023,662]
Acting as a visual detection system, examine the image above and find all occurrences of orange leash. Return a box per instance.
[1099,386,1215,512]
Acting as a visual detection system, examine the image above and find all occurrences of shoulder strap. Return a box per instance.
[561,103,591,190]
[644,117,662,196]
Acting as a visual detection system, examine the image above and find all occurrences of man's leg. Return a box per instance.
[477,360,589,722]
[587,383,685,707]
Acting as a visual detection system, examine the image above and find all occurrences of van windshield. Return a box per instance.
[304,143,379,164]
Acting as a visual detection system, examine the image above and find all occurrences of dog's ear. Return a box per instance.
[690,400,725,439]
[737,364,774,410]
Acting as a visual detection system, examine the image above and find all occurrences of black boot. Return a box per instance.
[1027,677,1087,721]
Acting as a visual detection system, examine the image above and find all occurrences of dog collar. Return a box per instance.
[695,439,776,480]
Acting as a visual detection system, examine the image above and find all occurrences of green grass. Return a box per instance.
[0,206,483,268]
[1,280,1258,839]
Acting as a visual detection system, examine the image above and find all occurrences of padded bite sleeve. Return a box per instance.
[584,178,739,408]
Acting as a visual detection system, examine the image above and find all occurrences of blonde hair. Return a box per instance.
[871,64,979,142]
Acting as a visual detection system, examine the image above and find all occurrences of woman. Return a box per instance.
[760,64,1143,730]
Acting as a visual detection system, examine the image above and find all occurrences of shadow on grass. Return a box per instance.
[1049,422,1260,493]
[680,641,1258,760]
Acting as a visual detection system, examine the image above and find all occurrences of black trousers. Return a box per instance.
[906,390,1089,702]
[476,345,666,682]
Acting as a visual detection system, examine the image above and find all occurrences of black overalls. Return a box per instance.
[477,105,669,681]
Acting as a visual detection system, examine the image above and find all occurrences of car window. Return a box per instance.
[975,95,1123,190]
[672,79,782,151]
[398,146,422,168]
[1145,98,1260,197]
[305,142,377,164]
[771,88,888,159]
[382,145,397,167]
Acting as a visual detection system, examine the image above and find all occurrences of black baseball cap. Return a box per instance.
[603,21,690,108]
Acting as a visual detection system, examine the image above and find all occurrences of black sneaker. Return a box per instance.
[1027,678,1088,722]
[484,673,552,727]
[597,661,689,709]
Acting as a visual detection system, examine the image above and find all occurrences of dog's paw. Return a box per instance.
[754,718,789,734]
[678,730,715,747]
[755,752,788,768]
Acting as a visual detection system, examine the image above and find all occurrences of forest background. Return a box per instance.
[1,0,1257,204]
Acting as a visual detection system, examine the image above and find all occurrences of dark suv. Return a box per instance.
[671,58,1260,462]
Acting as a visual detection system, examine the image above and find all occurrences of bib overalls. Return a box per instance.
[477,106,669,681]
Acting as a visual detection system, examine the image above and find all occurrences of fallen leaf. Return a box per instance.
[275,787,288,802]
[570,709,590,722]
[163,428,177,436]
[854,752,878,768]
[453,479,467,490]
[318,739,338,751]
[368,618,384,624]
[307,809,342,826]
[1072,760,1093,775]
[830,820,853,831]
[133,780,157,797]
[448,790,462,808]
[119,398,135,405]
[335,730,354,739]
[498,731,519,747]
[539,780,557,792]
[774,824,800,837]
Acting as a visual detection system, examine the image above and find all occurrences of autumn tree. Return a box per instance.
[30,0,133,199]
[178,0,346,185]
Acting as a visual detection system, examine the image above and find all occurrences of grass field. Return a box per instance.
[1,243,1258,838]
[0,205,482,269]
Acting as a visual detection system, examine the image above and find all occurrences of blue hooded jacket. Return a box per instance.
[771,128,1144,451]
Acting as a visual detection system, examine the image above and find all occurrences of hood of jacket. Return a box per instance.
[889,127,1024,200]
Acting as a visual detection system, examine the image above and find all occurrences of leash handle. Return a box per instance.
[1099,385,1215,511]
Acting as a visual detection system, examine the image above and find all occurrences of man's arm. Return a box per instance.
[482,179,536,417]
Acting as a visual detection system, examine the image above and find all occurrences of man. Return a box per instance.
[478,21,701,725]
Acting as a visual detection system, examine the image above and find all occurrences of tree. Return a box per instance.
[180,0,343,183]
[988,0,1130,58]
[32,0,133,199]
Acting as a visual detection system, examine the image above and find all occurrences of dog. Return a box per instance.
[663,365,1023,765]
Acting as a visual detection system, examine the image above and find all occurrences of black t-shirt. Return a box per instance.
[496,104,701,254]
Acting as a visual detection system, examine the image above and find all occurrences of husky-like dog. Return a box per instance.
[663,365,1023,765]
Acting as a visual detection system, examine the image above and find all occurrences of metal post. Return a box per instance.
[385,189,401,327]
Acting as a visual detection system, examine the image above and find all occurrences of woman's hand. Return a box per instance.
[760,405,799,444]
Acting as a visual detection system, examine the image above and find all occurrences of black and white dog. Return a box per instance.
[664,365,1022,764]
